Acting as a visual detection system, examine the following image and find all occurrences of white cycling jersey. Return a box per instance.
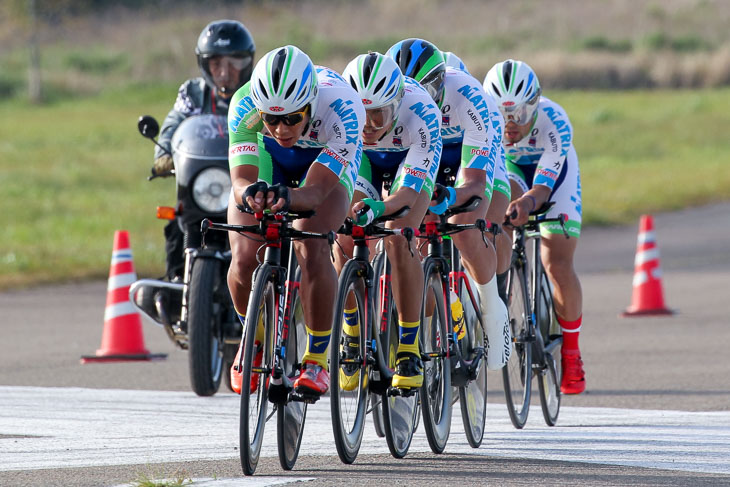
[504,96,582,237]
[439,67,509,201]
[357,77,442,198]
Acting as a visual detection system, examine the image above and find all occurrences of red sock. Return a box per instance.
[558,315,582,353]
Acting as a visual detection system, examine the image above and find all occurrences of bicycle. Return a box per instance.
[502,202,569,428]
[329,207,422,461]
[202,207,335,475]
[417,196,501,451]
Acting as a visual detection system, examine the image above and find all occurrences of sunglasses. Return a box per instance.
[259,106,309,126]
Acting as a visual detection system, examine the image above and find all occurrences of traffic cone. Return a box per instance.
[621,215,674,317]
[81,231,167,363]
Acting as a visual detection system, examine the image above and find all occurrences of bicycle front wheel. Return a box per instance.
[277,268,308,470]
[457,272,487,448]
[240,263,276,475]
[537,270,561,426]
[330,260,369,464]
[420,258,453,454]
[538,352,561,426]
[502,260,532,429]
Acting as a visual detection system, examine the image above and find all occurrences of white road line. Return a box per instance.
[1,386,729,475]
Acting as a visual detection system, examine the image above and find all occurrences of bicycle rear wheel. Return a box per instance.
[239,263,275,475]
[330,260,369,464]
[420,258,452,454]
[537,270,561,426]
[277,268,308,470]
[502,260,532,429]
[538,352,561,426]
[370,251,387,438]
[456,272,487,448]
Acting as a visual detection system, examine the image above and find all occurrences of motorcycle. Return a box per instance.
[130,114,240,396]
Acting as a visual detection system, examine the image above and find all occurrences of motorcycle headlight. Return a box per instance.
[192,167,231,214]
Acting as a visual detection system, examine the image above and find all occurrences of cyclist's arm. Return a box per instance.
[228,84,265,208]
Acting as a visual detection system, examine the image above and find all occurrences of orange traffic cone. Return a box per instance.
[621,215,674,317]
[81,231,167,363]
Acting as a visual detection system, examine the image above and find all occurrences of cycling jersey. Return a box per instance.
[356,77,442,200]
[504,96,582,237]
[228,66,364,199]
[439,67,510,202]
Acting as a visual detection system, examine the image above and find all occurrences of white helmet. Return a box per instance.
[443,51,469,74]
[250,45,318,116]
[484,59,541,125]
[343,52,404,109]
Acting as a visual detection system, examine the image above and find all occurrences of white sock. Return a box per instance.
[475,275,512,370]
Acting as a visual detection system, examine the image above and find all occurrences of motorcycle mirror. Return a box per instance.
[138,115,160,139]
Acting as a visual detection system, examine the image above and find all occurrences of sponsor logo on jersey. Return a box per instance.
[309,129,319,141]
[269,106,284,112]
[442,115,450,125]
[229,95,257,132]
[542,106,571,156]
[329,98,361,145]
[323,147,349,167]
[229,142,258,156]
[456,84,493,130]
[392,136,402,147]
[404,166,427,180]
[470,148,490,157]
[408,101,441,153]
[537,168,558,180]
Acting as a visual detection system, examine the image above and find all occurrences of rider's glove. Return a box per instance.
[152,154,174,177]
[242,181,269,209]
[430,184,456,215]
[354,198,386,226]
[266,184,291,212]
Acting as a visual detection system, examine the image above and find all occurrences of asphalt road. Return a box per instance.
[1,202,729,486]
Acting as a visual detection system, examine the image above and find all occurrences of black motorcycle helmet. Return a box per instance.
[195,20,256,96]
[386,38,447,105]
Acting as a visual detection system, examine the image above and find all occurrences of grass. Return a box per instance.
[2,85,729,289]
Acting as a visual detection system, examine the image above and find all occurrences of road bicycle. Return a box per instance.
[202,207,335,475]
[416,196,500,451]
[329,207,422,461]
[502,203,569,428]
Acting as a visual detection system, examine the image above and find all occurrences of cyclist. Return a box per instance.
[151,19,255,281]
[339,52,441,389]
[227,46,364,397]
[484,59,585,394]
[386,38,512,370]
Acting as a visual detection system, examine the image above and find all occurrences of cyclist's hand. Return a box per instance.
[243,181,269,212]
[505,195,535,227]
[152,154,174,177]
[266,184,291,212]
[430,183,456,215]
[353,198,385,226]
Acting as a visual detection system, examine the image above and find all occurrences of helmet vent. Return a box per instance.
[374,77,385,94]
[514,80,524,96]
[271,48,288,92]
[491,83,501,97]
[258,79,269,99]
[349,76,358,91]
[502,60,513,90]
[285,80,297,99]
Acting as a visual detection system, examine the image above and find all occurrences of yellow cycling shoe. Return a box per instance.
[392,353,423,389]
[338,334,367,391]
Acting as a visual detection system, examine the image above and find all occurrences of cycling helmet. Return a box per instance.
[343,52,404,109]
[386,38,446,104]
[249,45,319,116]
[484,59,542,125]
[443,51,469,74]
[196,20,256,95]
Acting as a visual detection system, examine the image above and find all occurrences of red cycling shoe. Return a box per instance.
[230,340,263,395]
[560,350,586,395]
[294,361,329,396]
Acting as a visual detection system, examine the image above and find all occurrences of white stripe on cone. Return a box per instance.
[104,302,138,321]
[634,248,660,266]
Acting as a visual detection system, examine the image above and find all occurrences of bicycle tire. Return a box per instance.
[330,259,369,464]
[380,255,419,459]
[187,258,225,397]
[370,251,387,439]
[538,352,561,426]
[456,271,488,448]
[277,267,308,470]
[239,263,275,475]
[502,260,532,429]
[420,257,453,454]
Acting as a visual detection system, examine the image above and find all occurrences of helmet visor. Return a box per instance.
[499,97,539,125]
[365,97,399,131]
[201,54,253,94]
[421,70,445,104]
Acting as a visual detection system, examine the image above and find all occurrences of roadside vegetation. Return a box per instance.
[1,0,729,289]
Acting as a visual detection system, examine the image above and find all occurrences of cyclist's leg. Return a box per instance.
[540,147,584,393]
[292,182,350,394]
[488,158,513,302]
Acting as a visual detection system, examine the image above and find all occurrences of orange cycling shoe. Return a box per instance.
[294,361,329,396]
[560,350,586,395]
[230,340,263,395]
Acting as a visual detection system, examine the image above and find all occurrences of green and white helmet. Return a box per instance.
[249,45,318,116]
[342,52,404,109]
[484,59,541,125]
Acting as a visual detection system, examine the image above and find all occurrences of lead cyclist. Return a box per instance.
[227,46,364,397]
[484,59,585,394]
[387,38,512,370]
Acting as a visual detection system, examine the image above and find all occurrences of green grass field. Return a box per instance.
[1,85,729,289]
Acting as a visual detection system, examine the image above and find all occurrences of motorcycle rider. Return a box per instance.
[151,20,255,281]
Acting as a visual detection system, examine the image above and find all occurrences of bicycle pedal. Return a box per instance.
[387,386,418,398]
[291,392,321,404]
